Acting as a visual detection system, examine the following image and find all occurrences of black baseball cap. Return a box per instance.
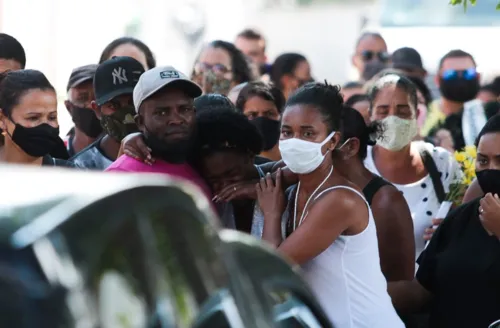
[94,56,145,106]
[66,64,98,91]
[391,47,426,72]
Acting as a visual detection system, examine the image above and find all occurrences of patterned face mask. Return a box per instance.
[100,105,139,141]
[193,70,232,95]
[376,115,418,152]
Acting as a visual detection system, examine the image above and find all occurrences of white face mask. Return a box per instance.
[376,115,417,151]
[279,131,336,174]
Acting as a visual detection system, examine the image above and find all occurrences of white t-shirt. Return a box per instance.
[364,141,460,261]
[284,185,404,327]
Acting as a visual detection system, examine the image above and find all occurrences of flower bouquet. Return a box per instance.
[436,146,477,219]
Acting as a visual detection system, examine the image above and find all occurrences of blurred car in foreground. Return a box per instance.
[0,165,331,328]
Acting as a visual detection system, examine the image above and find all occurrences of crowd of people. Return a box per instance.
[0,25,500,327]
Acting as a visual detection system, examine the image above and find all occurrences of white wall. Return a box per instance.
[1,0,367,135]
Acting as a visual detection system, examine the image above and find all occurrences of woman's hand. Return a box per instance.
[479,193,500,237]
[423,218,444,241]
[121,133,154,165]
[214,181,259,203]
[256,169,286,220]
[434,129,455,153]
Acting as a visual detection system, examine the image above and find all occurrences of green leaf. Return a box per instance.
[497,2,500,10]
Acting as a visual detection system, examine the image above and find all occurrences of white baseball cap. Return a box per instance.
[133,66,203,112]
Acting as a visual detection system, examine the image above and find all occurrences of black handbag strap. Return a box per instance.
[418,146,446,203]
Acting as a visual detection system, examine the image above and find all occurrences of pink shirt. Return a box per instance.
[106,155,212,200]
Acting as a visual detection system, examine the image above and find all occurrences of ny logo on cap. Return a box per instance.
[160,71,180,79]
[112,67,128,85]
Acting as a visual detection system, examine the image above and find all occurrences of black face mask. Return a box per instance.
[143,126,194,164]
[439,78,480,103]
[250,117,281,151]
[72,106,102,138]
[476,169,500,195]
[9,123,60,157]
[100,105,138,141]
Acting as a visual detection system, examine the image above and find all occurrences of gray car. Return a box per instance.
[0,165,331,328]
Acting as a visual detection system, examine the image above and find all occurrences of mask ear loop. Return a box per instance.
[337,138,351,150]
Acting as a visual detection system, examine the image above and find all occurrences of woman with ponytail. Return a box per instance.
[335,107,415,282]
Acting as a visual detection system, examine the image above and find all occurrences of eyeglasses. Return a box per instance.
[360,50,390,63]
[441,68,477,81]
[194,62,231,75]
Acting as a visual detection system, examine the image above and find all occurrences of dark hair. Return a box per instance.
[235,81,285,114]
[99,37,156,69]
[355,32,386,49]
[197,40,253,84]
[286,81,344,133]
[270,53,307,91]
[194,94,235,113]
[342,81,364,89]
[345,94,369,107]
[368,73,418,115]
[0,70,55,117]
[192,109,263,163]
[438,49,476,71]
[236,29,266,50]
[480,84,500,97]
[342,107,383,160]
[406,76,432,105]
[475,114,500,147]
[0,34,26,69]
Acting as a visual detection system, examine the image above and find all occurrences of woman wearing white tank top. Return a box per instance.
[256,82,403,328]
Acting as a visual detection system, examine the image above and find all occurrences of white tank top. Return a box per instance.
[293,185,404,328]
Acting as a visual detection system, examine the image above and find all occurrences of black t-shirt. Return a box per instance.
[69,136,113,170]
[254,155,272,165]
[428,105,498,151]
[416,198,500,328]
[42,155,79,168]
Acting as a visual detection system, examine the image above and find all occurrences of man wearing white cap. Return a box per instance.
[106,66,211,199]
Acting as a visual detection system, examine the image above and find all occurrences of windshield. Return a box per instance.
[380,0,500,27]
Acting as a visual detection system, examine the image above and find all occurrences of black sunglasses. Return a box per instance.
[361,50,390,63]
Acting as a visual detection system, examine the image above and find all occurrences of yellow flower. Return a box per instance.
[463,177,472,186]
[464,146,477,159]
[462,159,472,170]
[455,152,466,163]
[466,164,476,179]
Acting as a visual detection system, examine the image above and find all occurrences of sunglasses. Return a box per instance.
[441,68,477,81]
[360,50,390,63]
[194,62,231,75]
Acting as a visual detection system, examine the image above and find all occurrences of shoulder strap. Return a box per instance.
[362,176,391,205]
[315,185,368,206]
[418,145,446,203]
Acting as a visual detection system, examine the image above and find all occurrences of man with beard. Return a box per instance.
[422,50,495,151]
[64,64,102,157]
[70,56,144,169]
[105,66,211,199]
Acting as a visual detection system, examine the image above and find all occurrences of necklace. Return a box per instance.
[293,166,334,230]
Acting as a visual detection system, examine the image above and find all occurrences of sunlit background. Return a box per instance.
[1,0,499,135]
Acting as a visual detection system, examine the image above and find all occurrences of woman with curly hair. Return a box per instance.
[191,108,267,235]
